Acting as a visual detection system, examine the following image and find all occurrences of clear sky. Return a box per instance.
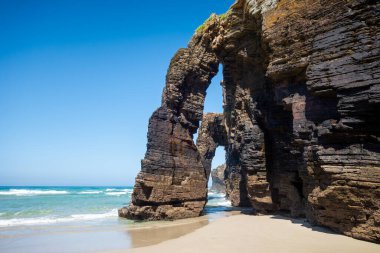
[0,0,233,186]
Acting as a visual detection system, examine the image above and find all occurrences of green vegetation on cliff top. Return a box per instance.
[195,10,231,33]
[196,14,214,33]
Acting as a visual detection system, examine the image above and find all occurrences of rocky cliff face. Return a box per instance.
[120,0,380,243]
[211,164,227,193]
[196,113,227,181]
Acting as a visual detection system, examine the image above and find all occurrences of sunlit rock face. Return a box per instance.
[120,0,380,243]
[210,164,227,194]
[196,113,227,181]
[118,18,221,220]
[196,113,227,194]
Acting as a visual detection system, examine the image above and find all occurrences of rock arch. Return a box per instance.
[118,15,222,220]
[120,0,380,243]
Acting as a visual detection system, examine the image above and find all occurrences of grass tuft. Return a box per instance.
[195,10,232,33]
[195,14,215,33]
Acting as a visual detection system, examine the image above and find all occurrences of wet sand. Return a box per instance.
[124,211,243,248]
[110,214,380,253]
[125,215,210,248]
[0,212,230,253]
[2,213,379,253]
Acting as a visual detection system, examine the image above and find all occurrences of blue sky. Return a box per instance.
[0,0,232,186]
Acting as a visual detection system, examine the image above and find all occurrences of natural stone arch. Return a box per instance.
[119,15,223,220]
[119,4,276,220]
[120,0,380,243]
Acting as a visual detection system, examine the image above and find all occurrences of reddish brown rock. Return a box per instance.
[119,15,221,220]
[210,164,227,193]
[120,0,380,243]
[196,113,227,181]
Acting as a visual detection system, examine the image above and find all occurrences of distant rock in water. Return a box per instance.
[210,164,226,193]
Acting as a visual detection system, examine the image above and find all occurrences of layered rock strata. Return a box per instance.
[196,113,227,181]
[120,0,380,243]
[210,164,227,193]
[119,19,220,220]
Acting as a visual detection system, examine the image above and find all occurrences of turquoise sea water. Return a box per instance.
[0,186,230,227]
[0,186,132,227]
[0,186,232,253]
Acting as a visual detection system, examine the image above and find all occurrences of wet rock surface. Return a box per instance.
[120,0,380,243]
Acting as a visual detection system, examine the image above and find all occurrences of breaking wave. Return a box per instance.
[0,209,118,227]
[105,189,133,196]
[0,189,69,196]
[78,191,102,194]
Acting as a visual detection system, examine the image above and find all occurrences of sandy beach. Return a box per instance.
[1,1,379,253]
[113,214,380,253]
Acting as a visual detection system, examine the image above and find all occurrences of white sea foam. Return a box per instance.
[104,188,132,196]
[105,188,132,192]
[206,191,231,207]
[207,199,232,207]
[70,210,117,220]
[208,192,226,198]
[105,192,128,196]
[216,200,232,207]
[0,189,69,196]
[78,191,102,194]
[0,209,118,227]
[121,189,133,193]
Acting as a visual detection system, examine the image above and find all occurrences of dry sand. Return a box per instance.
[112,214,380,253]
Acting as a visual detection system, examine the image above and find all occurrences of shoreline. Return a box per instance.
[121,210,243,248]
[0,210,238,253]
[0,186,237,253]
[2,209,379,253]
[109,214,380,253]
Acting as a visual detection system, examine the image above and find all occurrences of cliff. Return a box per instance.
[119,0,380,243]
[210,164,227,193]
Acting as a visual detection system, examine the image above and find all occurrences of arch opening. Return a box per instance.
[204,64,224,114]
[192,63,224,143]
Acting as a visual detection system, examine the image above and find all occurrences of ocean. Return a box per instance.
[0,186,232,253]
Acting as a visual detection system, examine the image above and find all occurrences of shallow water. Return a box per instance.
[0,186,132,227]
[0,186,233,253]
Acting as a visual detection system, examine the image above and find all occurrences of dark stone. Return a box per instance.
[210,164,227,193]
[120,0,380,243]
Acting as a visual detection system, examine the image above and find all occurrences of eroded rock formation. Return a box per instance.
[118,21,220,220]
[210,164,227,193]
[196,113,227,180]
[120,0,380,243]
